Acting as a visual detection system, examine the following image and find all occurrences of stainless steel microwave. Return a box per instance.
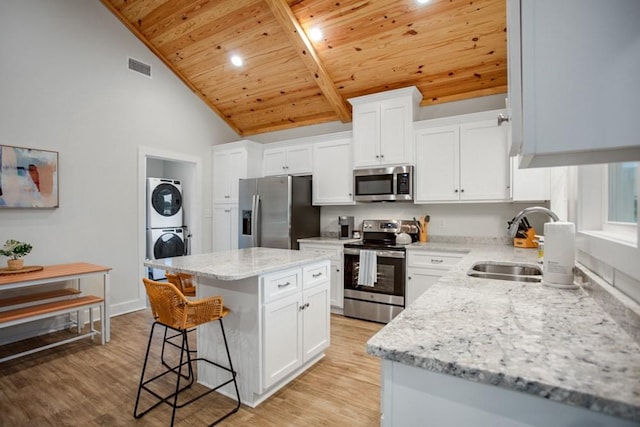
[353,165,413,202]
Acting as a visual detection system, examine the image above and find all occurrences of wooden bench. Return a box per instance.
[0,295,105,363]
[0,288,81,309]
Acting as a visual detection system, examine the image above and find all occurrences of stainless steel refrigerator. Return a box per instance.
[238,175,320,250]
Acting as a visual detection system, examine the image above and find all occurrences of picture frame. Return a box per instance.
[0,145,59,208]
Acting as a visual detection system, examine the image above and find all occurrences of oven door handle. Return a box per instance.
[343,248,405,259]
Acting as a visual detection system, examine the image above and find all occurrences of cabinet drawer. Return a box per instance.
[407,251,465,269]
[303,262,330,290]
[262,268,301,303]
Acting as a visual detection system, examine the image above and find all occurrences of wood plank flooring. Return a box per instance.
[0,311,383,426]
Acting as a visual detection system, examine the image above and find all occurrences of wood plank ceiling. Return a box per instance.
[101,0,507,136]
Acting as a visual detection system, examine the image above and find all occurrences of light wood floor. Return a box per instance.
[0,311,383,426]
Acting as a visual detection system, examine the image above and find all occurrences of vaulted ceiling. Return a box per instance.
[101,0,507,136]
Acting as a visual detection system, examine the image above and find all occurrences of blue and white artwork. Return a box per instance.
[0,145,58,208]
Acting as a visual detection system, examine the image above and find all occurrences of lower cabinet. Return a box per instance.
[262,262,330,390]
[212,204,238,252]
[406,250,466,307]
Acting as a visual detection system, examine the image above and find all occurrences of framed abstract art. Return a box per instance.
[0,145,59,208]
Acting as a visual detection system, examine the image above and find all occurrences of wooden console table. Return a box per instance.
[0,262,112,342]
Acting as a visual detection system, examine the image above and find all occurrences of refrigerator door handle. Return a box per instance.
[252,194,260,247]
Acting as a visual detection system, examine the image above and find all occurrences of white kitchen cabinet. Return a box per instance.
[510,157,550,201]
[415,117,510,203]
[507,0,640,167]
[212,140,262,204]
[212,205,238,252]
[299,242,344,311]
[262,262,330,390]
[406,250,465,307]
[263,144,312,176]
[349,87,421,168]
[263,292,302,389]
[312,136,354,205]
[212,140,262,252]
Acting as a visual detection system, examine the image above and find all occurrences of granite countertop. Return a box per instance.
[144,247,330,281]
[297,236,361,245]
[367,242,640,422]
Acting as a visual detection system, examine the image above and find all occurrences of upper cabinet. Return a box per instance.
[349,87,422,168]
[415,112,511,203]
[312,133,354,206]
[507,0,640,167]
[263,144,313,176]
[212,140,263,204]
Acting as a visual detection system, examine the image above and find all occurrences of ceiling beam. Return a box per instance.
[265,0,352,123]
[99,0,244,136]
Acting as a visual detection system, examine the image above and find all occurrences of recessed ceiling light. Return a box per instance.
[230,55,243,67]
[309,27,323,42]
[417,0,431,4]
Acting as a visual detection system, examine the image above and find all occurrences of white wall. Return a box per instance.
[0,1,239,315]
[250,94,507,144]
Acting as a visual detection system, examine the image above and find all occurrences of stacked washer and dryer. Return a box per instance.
[146,178,187,280]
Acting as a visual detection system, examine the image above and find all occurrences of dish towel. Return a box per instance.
[357,250,377,287]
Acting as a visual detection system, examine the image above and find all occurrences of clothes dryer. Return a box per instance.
[147,178,183,228]
[146,227,186,281]
[147,227,186,260]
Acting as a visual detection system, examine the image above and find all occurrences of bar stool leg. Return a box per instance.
[218,318,241,418]
[133,322,158,419]
[170,329,189,426]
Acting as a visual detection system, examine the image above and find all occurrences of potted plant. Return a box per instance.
[0,239,33,270]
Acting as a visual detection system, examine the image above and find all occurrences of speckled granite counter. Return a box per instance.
[297,236,361,245]
[367,242,640,422]
[144,247,330,281]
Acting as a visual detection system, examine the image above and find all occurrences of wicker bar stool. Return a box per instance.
[162,271,197,374]
[165,271,196,297]
[134,278,241,426]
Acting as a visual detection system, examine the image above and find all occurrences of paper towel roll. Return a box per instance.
[543,222,575,286]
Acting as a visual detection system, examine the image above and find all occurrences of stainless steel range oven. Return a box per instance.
[343,219,418,323]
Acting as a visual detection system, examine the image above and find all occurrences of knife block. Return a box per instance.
[513,228,538,248]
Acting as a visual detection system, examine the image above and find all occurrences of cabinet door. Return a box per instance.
[212,205,237,252]
[312,138,354,205]
[414,125,459,202]
[511,157,550,201]
[213,149,247,204]
[285,145,313,175]
[330,260,343,309]
[379,97,412,165]
[263,293,302,389]
[352,104,381,167]
[302,284,329,362]
[512,0,640,167]
[459,120,510,201]
[406,268,444,307]
[263,147,287,176]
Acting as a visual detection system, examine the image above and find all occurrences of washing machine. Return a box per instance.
[147,227,187,281]
[147,177,183,228]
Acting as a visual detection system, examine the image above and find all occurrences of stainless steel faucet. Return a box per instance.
[507,206,560,238]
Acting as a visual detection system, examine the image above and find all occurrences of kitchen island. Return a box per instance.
[144,247,331,407]
[368,241,640,426]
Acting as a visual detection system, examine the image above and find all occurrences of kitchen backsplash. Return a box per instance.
[320,201,551,240]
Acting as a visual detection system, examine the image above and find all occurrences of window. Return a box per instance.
[602,162,638,243]
[608,162,637,224]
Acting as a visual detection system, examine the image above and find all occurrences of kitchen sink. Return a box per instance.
[467,261,542,283]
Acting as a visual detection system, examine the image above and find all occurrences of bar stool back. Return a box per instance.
[134,278,240,426]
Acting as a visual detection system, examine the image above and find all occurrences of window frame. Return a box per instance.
[576,163,639,291]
